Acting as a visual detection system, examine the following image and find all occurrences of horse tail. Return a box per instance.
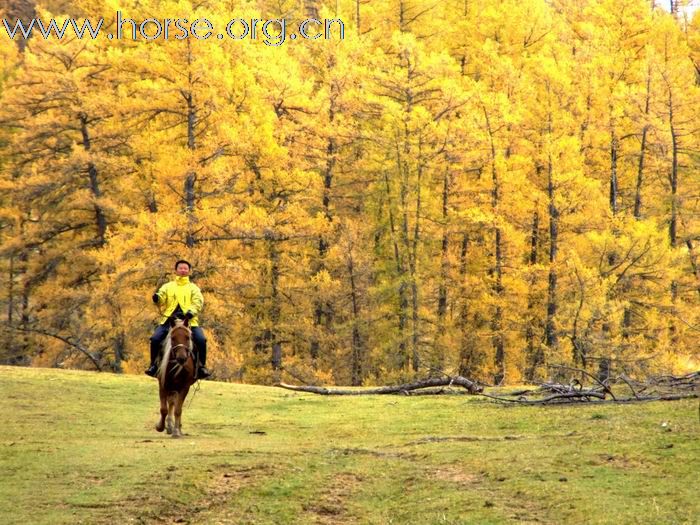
[157,329,172,383]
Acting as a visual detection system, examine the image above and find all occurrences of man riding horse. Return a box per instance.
[145,259,212,380]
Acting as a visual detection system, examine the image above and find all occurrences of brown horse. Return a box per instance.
[155,319,196,438]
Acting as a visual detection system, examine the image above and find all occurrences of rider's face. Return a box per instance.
[175,263,190,276]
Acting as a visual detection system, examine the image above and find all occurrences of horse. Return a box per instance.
[155,319,196,438]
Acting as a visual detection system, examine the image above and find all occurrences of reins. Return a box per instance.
[167,343,194,363]
[168,324,193,358]
[187,380,201,409]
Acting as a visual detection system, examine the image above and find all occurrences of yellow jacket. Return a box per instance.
[154,276,204,327]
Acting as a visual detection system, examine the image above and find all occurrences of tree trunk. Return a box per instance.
[303,0,319,19]
[184,87,197,248]
[633,69,651,220]
[7,253,15,339]
[112,331,125,373]
[383,167,408,370]
[310,86,337,363]
[348,254,364,386]
[457,234,480,377]
[685,240,700,297]
[545,152,559,353]
[400,156,412,369]
[579,91,592,152]
[184,171,196,248]
[269,240,282,375]
[483,107,505,384]
[669,112,678,249]
[5,0,35,52]
[437,170,450,319]
[609,119,619,216]
[409,159,423,373]
[435,170,450,368]
[78,113,107,246]
[20,269,31,363]
[493,229,504,385]
[668,90,679,345]
[183,48,197,248]
[526,205,544,378]
[16,219,31,364]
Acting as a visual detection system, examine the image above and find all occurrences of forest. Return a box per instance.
[0,0,699,386]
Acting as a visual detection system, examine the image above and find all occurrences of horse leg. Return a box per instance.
[155,386,167,432]
[166,393,175,435]
[172,387,190,438]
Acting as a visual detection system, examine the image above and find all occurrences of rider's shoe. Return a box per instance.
[197,366,212,380]
[145,364,158,377]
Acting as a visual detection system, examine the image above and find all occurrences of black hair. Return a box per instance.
[174,259,192,270]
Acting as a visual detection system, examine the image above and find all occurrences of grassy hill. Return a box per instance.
[0,366,698,524]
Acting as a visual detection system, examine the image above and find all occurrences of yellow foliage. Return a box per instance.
[0,0,698,384]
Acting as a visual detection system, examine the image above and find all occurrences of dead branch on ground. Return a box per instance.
[276,368,698,405]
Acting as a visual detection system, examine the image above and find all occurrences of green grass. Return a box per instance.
[0,366,698,525]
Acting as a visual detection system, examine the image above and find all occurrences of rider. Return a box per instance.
[145,259,211,379]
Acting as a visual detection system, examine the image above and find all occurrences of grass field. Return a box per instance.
[0,365,698,524]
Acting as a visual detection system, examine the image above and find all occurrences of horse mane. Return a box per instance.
[157,331,173,382]
[157,319,193,383]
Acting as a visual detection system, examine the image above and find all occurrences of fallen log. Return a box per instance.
[649,372,699,389]
[482,390,607,404]
[484,393,698,405]
[611,393,698,402]
[402,387,472,396]
[277,373,697,405]
[277,376,483,395]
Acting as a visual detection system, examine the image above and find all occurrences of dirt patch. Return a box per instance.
[407,435,523,445]
[503,489,551,524]
[595,454,650,469]
[302,472,363,525]
[211,465,272,496]
[331,447,419,459]
[427,467,547,523]
[109,464,273,525]
[429,466,483,486]
[475,488,550,524]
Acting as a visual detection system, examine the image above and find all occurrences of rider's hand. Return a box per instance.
[185,311,194,320]
[152,293,159,304]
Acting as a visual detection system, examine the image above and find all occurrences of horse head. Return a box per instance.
[170,319,193,365]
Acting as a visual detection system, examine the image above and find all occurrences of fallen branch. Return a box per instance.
[481,390,607,404]
[649,372,699,389]
[549,364,616,400]
[6,323,103,371]
[617,374,641,400]
[277,373,697,405]
[610,393,697,402]
[277,376,483,395]
[403,387,472,396]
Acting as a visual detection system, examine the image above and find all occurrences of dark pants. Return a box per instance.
[149,324,207,366]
